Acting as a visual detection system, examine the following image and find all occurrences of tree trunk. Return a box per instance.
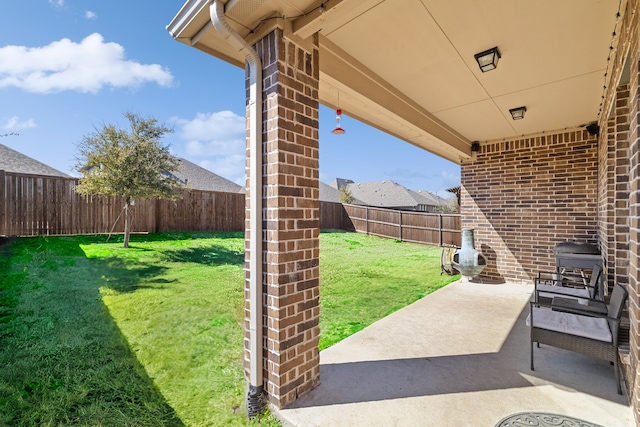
[123,198,130,248]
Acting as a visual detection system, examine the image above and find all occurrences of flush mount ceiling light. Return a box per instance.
[509,106,527,120]
[474,47,501,72]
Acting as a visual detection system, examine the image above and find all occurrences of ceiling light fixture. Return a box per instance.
[509,106,527,120]
[474,47,501,72]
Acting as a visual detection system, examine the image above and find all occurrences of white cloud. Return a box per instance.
[174,111,246,184]
[199,158,246,186]
[185,138,245,157]
[175,111,245,141]
[85,11,97,20]
[3,116,36,130]
[48,0,65,8]
[0,33,174,94]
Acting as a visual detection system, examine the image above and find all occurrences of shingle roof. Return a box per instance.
[320,181,342,202]
[346,180,441,208]
[330,177,354,190]
[0,143,70,177]
[415,190,445,205]
[168,158,243,193]
[319,181,364,204]
[329,177,453,208]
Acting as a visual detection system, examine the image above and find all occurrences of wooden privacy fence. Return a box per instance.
[0,172,460,247]
[0,171,244,236]
[343,204,461,247]
[319,201,345,230]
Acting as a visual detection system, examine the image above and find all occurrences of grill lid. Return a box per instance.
[554,241,599,254]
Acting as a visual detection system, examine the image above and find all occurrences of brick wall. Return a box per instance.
[614,84,630,290]
[597,0,640,415]
[461,131,598,282]
[623,0,640,418]
[245,28,320,409]
[599,109,615,291]
[598,84,631,295]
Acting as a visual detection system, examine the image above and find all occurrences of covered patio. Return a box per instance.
[277,279,631,426]
[167,0,640,424]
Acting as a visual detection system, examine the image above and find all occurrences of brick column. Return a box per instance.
[244,28,320,409]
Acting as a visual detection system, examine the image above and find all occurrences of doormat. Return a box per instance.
[496,412,604,427]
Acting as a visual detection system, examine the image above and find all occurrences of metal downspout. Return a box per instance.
[210,0,264,417]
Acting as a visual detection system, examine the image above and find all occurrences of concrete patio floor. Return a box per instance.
[274,280,632,427]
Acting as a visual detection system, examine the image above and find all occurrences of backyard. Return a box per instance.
[0,231,458,426]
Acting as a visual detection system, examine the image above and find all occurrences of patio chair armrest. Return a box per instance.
[534,273,559,286]
[534,285,591,302]
[534,286,601,302]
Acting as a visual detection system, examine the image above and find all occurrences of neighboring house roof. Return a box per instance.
[416,190,451,206]
[320,181,364,204]
[320,181,342,203]
[0,143,70,177]
[411,189,439,206]
[168,158,243,193]
[330,178,354,190]
[345,180,440,209]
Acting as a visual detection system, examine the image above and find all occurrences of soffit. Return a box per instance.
[168,0,623,163]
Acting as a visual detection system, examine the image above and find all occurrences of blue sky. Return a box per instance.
[0,1,460,196]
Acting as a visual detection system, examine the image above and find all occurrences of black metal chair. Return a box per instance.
[528,282,628,395]
[534,264,602,305]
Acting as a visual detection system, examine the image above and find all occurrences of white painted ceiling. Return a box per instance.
[168,0,624,163]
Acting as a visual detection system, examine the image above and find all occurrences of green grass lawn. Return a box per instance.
[0,231,458,426]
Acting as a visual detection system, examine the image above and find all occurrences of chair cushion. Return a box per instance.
[526,307,612,342]
[536,284,590,300]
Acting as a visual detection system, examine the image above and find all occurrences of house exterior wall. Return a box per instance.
[460,131,598,282]
[462,0,640,417]
[621,0,640,418]
[599,84,631,294]
[614,85,631,291]
[599,103,616,291]
[244,28,320,409]
[598,0,639,416]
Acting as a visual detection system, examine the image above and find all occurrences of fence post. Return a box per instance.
[398,211,402,241]
[155,197,160,233]
[438,214,443,247]
[365,206,369,234]
[0,170,5,235]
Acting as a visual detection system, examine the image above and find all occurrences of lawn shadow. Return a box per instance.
[161,244,244,266]
[96,256,176,293]
[0,238,185,426]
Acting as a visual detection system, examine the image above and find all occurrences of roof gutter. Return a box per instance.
[166,0,209,40]
[210,0,265,417]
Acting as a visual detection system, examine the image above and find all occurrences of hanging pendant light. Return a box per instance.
[332,108,345,134]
